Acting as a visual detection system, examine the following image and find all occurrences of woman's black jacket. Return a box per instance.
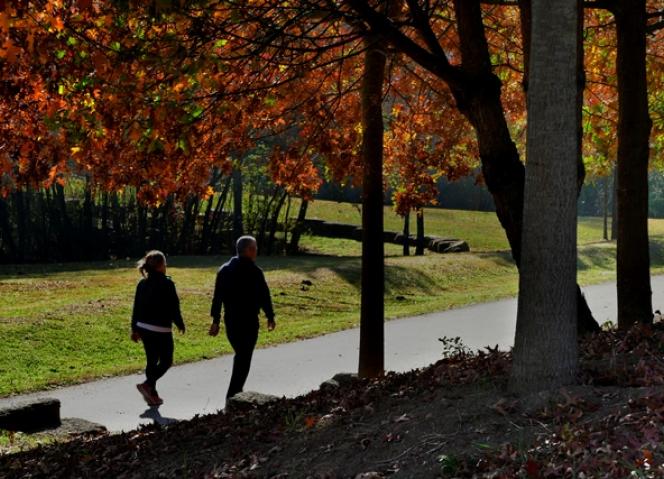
[131,272,185,332]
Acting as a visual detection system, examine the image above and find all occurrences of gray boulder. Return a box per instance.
[331,372,359,385]
[226,391,279,411]
[320,372,359,391]
[428,238,470,253]
[442,240,470,253]
[320,379,341,390]
[56,418,107,436]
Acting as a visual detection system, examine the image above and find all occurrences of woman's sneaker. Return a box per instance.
[137,383,159,406]
[152,390,164,406]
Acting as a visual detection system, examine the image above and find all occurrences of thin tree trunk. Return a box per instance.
[603,175,609,241]
[415,208,425,256]
[611,166,618,240]
[82,179,94,259]
[137,202,147,254]
[402,211,410,256]
[37,189,49,261]
[358,35,386,379]
[200,194,216,254]
[24,188,32,261]
[267,191,288,256]
[14,190,26,262]
[614,0,653,328]
[209,176,232,251]
[283,195,292,248]
[0,197,16,261]
[199,168,222,254]
[232,166,244,244]
[257,188,278,251]
[54,183,71,260]
[101,191,110,255]
[288,199,309,255]
[176,196,197,253]
[511,0,580,393]
[111,192,121,239]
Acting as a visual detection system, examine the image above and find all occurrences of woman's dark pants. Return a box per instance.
[139,328,174,391]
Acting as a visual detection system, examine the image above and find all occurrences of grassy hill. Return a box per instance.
[301,200,664,255]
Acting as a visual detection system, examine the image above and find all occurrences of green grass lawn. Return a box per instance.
[2,200,664,397]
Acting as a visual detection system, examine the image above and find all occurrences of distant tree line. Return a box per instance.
[320,171,664,219]
[5,168,664,264]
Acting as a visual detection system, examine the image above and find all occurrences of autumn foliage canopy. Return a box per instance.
[0,0,662,212]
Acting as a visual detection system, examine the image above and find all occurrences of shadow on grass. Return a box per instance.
[476,250,515,268]
[0,254,361,279]
[329,262,443,295]
[576,237,664,272]
[4,235,664,284]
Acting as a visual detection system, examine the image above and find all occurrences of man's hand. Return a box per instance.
[131,331,141,343]
[267,319,276,332]
[209,323,220,337]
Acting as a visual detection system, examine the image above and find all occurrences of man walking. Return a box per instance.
[209,236,276,399]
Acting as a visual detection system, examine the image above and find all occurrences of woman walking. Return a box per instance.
[131,251,186,406]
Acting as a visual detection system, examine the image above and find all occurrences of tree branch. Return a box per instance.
[480,0,616,9]
[404,0,449,63]
[647,19,664,34]
[344,0,464,88]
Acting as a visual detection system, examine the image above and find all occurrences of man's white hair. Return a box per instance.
[236,235,257,255]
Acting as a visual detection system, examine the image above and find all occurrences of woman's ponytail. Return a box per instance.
[137,250,166,278]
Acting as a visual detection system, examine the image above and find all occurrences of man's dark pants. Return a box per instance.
[225,319,258,399]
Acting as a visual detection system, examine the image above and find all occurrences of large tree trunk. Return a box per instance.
[510,0,580,393]
[455,0,599,335]
[454,0,525,261]
[358,35,386,379]
[614,0,653,328]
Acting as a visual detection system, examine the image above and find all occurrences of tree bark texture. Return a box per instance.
[511,0,580,393]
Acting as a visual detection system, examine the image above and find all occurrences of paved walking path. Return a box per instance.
[2,276,663,432]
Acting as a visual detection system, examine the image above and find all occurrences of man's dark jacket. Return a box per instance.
[211,256,275,327]
[131,272,185,331]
